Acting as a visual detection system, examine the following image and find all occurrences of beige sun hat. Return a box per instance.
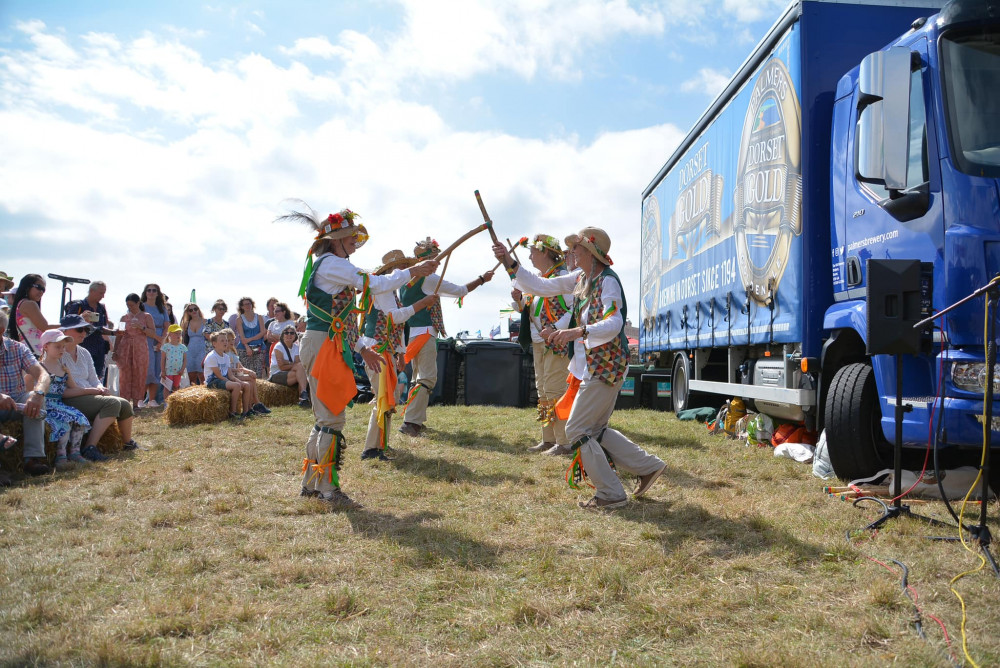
[374,249,418,275]
[565,227,612,266]
[0,271,13,293]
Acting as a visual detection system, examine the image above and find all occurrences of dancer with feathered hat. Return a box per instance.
[278,201,438,509]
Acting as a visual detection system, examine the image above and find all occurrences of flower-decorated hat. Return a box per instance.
[414,237,440,259]
[528,234,563,257]
[565,227,612,266]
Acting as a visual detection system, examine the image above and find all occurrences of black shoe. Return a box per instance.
[299,486,321,498]
[122,439,140,451]
[252,403,271,415]
[298,399,312,409]
[360,449,393,461]
[80,445,109,462]
[23,458,51,476]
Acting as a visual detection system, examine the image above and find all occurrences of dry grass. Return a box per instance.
[1,402,998,666]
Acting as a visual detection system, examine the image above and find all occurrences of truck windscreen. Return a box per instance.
[942,29,1000,178]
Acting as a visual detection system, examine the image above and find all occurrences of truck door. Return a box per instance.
[842,42,942,300]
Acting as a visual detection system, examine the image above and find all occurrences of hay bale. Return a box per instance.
[0,414,123,473]
[165,385,229,426]
[257,380,299,408]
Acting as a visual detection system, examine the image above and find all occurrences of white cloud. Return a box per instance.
[0,4,693,335]
[680,67,731,97]
[720,0,787,23]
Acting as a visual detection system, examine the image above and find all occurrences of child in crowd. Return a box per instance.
[38,330,93,469]
[268,325,309,408]
[160,323,187,399]
[221,329,270,416]
[204,330,253,420]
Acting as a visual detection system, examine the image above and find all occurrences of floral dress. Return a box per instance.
[116,312,150,402]
[44,373,90,442]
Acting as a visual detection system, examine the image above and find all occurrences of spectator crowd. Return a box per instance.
[0,270,309,485]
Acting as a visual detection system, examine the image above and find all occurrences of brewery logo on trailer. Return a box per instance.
[668,142,725,262]
[640,195,662,328]
[733,57,802,305]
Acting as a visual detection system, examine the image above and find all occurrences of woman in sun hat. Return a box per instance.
[493,227,666,511]
[359,249,440,462]
[277,201,440,510]
[508,234,575,456]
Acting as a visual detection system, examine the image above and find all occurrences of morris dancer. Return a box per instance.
[398,237,493,437]
[510,234,574,455]
[360,250,439,461]
[280,202,438,509]
[493,228,666,510]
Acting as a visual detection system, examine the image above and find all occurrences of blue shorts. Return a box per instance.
[207,377,228,390]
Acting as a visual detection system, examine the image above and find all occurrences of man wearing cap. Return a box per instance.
[398,237,494,437]
[64,281,112,382]
[509,234,575,455]
[359,250,441,461]
[59,315,138,458]
[493,227,666,511]
[0,309,52,481]
[278,203,439,510]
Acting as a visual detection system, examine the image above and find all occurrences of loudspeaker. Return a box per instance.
[866,259,924,355]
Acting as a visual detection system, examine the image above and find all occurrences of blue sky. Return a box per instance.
[0,0,787,333]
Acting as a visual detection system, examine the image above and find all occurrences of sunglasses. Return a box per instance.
[146,288,158,293]
[32,284,46,292]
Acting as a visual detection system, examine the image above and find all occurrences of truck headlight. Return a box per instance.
[951,362,1000,393]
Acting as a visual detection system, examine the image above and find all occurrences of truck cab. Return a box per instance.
[826,0,1000,478]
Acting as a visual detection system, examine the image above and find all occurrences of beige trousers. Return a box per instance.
[565,375,664,502]
[364,365,392,452]
[299,330,347,493]
[532,341,569,445]
[401,335,437,426]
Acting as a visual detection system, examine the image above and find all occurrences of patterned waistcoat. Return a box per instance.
[577,268,629,385]
[363,293,405,353]
[400,277,446,336]
[525,267,572,356]
[305,256,361,351]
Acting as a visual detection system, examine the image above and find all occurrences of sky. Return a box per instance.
[0,0,789,336]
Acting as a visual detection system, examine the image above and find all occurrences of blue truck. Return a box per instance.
[639,0,1000,479]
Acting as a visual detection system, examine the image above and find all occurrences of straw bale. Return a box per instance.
[0,416,122,473]
[257,380,299,408]
[165,385,230,426]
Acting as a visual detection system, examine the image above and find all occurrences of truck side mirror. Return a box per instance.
[856,47,912,191]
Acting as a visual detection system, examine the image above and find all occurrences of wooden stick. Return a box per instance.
[474,190,501,245]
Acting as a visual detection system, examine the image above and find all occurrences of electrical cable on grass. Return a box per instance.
[845,506,958,664]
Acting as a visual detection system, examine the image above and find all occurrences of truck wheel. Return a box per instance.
[671,356,689,415]
[824,363,887,480]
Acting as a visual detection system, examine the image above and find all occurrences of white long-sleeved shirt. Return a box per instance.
[512,266,623,380]
[312,253,413,352]
[408,273,469,339]
[514,268,574,343]
[357,290,417,353]
[60,346,101,389]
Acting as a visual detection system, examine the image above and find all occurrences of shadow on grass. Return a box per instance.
[346,509,500,570]
[390,451,531,486]
[620,499,826,561]
[611,425,707,451]
[423,427,527,456]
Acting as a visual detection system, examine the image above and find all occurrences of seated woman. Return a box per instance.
[6,274,61,356]
[265,301,295,346]
[221,328,270,415]
[58,315,139,456]
[268,325,309,408]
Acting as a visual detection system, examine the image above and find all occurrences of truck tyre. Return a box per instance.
[672,356,689,415]
[825,363,886,480]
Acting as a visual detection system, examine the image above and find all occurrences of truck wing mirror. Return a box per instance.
[856,47,912,191]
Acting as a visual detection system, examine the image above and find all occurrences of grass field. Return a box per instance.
[1,402,999,666]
